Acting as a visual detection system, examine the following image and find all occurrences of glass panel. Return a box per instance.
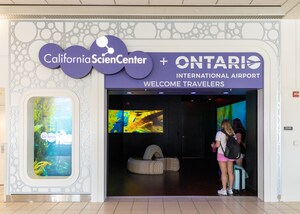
[33,97,72,176]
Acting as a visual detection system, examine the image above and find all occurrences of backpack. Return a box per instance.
[220,129,241,159]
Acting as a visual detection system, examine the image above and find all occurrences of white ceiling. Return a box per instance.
[0,0,299,18]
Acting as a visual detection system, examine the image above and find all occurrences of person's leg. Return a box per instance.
[227,161,234,190]
[218,161,228,190]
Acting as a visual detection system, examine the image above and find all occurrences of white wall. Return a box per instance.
[0,20,8,187]
[0,105,5,185]
[281,20,300,201]
[5,19,281,202]
[0,20,8,88]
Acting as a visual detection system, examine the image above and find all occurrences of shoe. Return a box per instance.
[227,188,233,195]
[217,189,227,196]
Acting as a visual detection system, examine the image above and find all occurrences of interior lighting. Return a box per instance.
[191,92,196,95]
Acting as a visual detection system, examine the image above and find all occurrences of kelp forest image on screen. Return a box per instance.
[33,97,73,176]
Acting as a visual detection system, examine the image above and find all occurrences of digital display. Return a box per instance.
[108,110,124,133]
[108,109,163,133]
[217,101,246,130]
[33,97,72,176]
[123,110,163,133]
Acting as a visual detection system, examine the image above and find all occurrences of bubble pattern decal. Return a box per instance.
[9,20,280,194]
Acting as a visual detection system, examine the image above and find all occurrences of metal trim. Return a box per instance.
[0,15,284,19]
[0,5,285,19]
[6,194,91,202]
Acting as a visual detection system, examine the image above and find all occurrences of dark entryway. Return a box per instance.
[107,92,257,196]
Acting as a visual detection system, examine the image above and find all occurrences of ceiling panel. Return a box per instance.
[183,0,217,5]
[80,0,115,4]
[0,0,13,3]
[46,0,81,4]
[251,0,287,5]
[0,0,292,7]
[150,0,183,5]
[0,0,297,18]
[217,0,252,5]
[12,0,46,4]
[115,0,148,5]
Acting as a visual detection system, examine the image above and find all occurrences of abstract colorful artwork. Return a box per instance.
[108,109,164,133]
[108,110,124,133]
[123,110,163,133]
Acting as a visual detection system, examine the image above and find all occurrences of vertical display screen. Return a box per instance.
[33,97,72,176]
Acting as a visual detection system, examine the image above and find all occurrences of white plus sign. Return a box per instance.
[160,57,168,66]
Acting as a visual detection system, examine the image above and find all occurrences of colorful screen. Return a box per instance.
[123,110,163,133]
[33,97,72,176]
[108,110,124,133]
[108,110,164,133]
[217,101,246,130]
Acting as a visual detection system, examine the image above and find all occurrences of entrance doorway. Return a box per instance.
[107,90,258,197]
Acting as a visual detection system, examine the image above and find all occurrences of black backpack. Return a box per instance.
[220,129,241,159]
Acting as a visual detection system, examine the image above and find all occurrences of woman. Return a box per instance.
[232,118,246,167]
[211,119,236,196]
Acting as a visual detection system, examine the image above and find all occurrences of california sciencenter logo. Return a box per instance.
[39,35,153,79]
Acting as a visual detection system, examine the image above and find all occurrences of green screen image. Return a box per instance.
[108,110,124,133]
[123,110,163,133]
[33,97,72,176]
[217,101,246,130]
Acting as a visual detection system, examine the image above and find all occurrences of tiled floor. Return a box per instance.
[0,187,300,214]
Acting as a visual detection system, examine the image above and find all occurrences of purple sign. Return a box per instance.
[39,35,152,79]
[39,35,263,89]
[105,52,263,89]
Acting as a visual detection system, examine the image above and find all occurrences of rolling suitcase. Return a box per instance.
[233,165,247,191]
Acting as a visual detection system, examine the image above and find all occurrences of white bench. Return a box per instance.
[127,145,180,175]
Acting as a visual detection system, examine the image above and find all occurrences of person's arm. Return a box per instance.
[212,131,222,148]
[211,140,221,149]
[214,140,221,148]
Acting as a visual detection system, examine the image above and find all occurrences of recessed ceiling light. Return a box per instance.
[191,92,196,95]
[223,91,229,95]
[126,91,132,95]
[158,92,164,95]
